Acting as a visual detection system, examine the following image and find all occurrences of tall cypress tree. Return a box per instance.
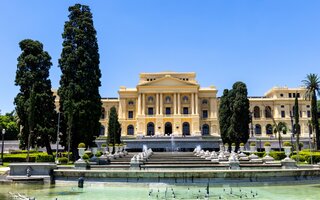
[228,82,250,146]
[14,39,56,154]
[107,107,121,147]
[219,89,231,145]
[294,94,300,150]
[58,4,102,159]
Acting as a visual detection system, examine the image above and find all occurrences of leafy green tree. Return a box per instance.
[107,106,121,147]
[302,74,320,150]
[228,82,250,147]
[58,4,102,160]
[0,111,19,140]
[273,121,287,150]
[293,94,301,151]
[219,89,231,145]
[14,39,56,154]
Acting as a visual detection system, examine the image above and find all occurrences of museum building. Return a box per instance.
[97,72,312,139]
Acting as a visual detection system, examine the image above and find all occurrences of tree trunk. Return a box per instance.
[44,138,53,155]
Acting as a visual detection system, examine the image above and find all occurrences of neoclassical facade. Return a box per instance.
[99,72,312,138]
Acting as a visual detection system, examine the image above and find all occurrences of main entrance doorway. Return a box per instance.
[164,122,172,135]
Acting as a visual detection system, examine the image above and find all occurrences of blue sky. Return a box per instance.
[0,1,319,113]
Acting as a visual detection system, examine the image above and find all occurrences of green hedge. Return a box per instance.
[58,157,68,164]
[9,150,41,154]
[36,154,54,162]
[3,154,36,162]
[298,151,320,164]
[269,151,286,160]
[254,152,265,158]
[290,155,306,162]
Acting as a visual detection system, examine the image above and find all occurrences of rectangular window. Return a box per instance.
[297,93,300,98]
[128,111,133,119]
[166,107,171,115]
[293,93,296,98]
[289,93,292,98]
[307,110,311,118]
[148,107,153,115]
[203,110,208,118]
[183,107,188,114]
[281,110,285,118]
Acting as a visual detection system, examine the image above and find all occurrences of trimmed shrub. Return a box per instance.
[250,142,256,146]
[78,143,86,148]
[240,143,245,147]
[101,144,107,147]
[9,150,40,154]
[3,154,37,162]
[82,153,89,160]
[291,155,306,162]
[36,154,54,162]
[58,157,68,164]
[283,141,291,147]
[254,152,265,158]
[269,151,286,160]
[96,151,103,157]
[264,142,271,146]
[298,151,320,164]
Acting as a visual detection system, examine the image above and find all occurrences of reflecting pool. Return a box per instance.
[1,181,320,200]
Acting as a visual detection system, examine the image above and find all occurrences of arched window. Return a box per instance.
[253,106,260,118]
[183,96,188,103]
[202,99,208,105]
[202,124,210,136]
[266,124,273,135]
[101,108,105,119]
[165,96,171,103]
[182,122,190,136]
[265,106,272,118]
[147,122,155,136]
[255,124,261,135]
[127,125,134,135]
[100,125,105,136]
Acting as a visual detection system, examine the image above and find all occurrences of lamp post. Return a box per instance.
[1,129,5,165]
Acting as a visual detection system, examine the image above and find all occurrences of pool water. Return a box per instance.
[1,181,320,200]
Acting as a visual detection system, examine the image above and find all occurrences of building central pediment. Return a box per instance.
[138,75,198,87]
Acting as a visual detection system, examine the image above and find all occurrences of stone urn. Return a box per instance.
[78,148,86,161]
[103,146,109,155]
[92,147,98,157]
[284,146,291,159]
[231,145,236,153]
[262,145,274,162]
[108,146,114,154]
[249,144,259,160]
[265,146,271,156]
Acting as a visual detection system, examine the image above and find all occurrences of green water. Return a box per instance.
[1,181,320,200]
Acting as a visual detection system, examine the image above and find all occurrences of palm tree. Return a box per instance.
[273,121,287,151]
[302,73,320,150]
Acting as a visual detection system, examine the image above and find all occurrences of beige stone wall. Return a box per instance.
[54,73,312,139]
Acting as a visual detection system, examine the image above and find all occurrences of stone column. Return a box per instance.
[177,93,181,115]
[137,94,141,115]
[156,93,159,115]
[191,93,195,115]
[210,98,214,118]
[195,93,198,115]
[142,93,145,115]
[160,93,163,115]
[174,93,177,115]
[118,99,123,119]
